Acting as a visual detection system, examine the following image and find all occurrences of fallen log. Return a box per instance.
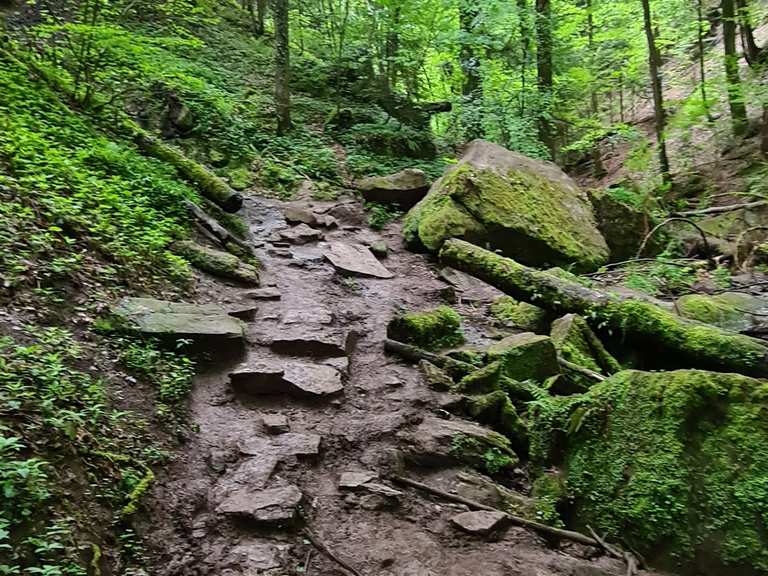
[184,201,252,254]
[439,239,768,377]
[670,200,768,218]
[384,339,475,379]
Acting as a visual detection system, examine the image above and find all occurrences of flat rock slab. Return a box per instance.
[451,510,508,535]
[269,328,358,358]
[280,223,323,245]
[324,242,394,279]
[214,456,278,499]
[339,471,378,489]
[401,417,507,468]
[227,541,286,572]
[217,485,302,526]
[231,362,343,398]
[244,288,282,301]
[239,433,321,460]
[283,206,318,227]
[112,297,244,341]
[439,267,503,303]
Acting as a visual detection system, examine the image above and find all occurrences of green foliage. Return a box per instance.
[118,339,195,420]
[0,327,172,573]
[365,202,403,230]
[624,258,698,297]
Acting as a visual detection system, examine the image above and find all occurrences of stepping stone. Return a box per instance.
[270,329,359,358]
[239,433,321,459]
[283,309,334,325]
[216,456,278,496]
[283,206,318,227]
[323,242,394,279]
[450,510,508,536]
[280,224,322,245]
[216,485,303,526]
[244,288,282,301]
[231,363,343,398]
[111,297,244,342]
[228,541,285,572]
[263,414,290,434]
[339,471,377,489]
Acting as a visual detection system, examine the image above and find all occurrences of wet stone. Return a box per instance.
[338,471,377,489]
[280,223,323,245]
[283,205,318,227]
[244,288,282,301]
[231,362,343,398]
[450,510,508,536]
[323,242,394,279]
[216,456,278,498]
[283,308,334,325]
[239,433,321,459]
[269,328,358,358]
[262,414,290,434]
[216,485,303,527]
[230,364,284,395]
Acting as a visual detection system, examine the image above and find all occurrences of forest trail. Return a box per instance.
[143,194,639,576]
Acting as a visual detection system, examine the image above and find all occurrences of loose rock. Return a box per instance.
[450,510,508,536]
[244,287,282,301]
[263,414,290,434]
[280,223,323,245]
[356,168,431,207]
[216,485,303,527]
[324,242,394,279]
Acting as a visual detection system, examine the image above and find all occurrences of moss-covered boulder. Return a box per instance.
[356,168,431,207]
[403,140,608,272]
[588,187,660,261]
[487,333,560,382]
[464,390,528,454]
[677,292,767,333]
[387,306,464,351]
[530,369,768,574]
[550,314,620,389]
[490,296,549,333]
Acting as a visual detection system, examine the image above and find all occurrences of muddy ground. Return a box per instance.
[143,193,649,576]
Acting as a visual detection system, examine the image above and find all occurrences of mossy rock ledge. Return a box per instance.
[387,306,464,351]
[403,140,609,272]
[530,369,768,575]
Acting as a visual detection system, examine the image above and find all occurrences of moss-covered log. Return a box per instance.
[134,132,243,213]
[173,241,259,285]
[439,239,768,377]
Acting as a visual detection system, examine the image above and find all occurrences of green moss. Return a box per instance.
[677,293,759,333]
[449,432,519,474]
[455,361,504,394]
[530,369,768,573]
[387,306,465,351]
[490,296,549,332]
[173,240,259,285]
[121,469,155,517]
[550,314,620,389]
[532,471,566,527]
[465,390,528,454]
[488,333,560,383]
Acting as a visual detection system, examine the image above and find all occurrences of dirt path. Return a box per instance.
[144,194,636,576]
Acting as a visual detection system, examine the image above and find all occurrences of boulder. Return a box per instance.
[450,510,508,536]
[463,391,528,455]
[487,333,560,383]
[401,416,517,471]
[269,328,358,358]
[419,360,455,391]
[387,306,465,351]
[279,223,323,245]
[588,187,659,261]
[282,205,318,226]
[490,296,549,333]
[111,297,245,343]
[323,242,394,278]
[403,140,608,272]
[356,169,431,207]
[530,369,768,574]
[676,292,768,333]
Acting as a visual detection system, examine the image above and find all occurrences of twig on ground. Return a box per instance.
[304,548,313,576]
[670,200,768,218]
[391,475,599,547]
[587,526,639,576]
[302,527,363,576]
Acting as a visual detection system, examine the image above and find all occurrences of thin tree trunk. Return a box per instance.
[723,0,749,137]
[273,0,291,134]
[517,0,531,117]
[736,0,761,64]
[255,0,268,36]
[697,0,714,121]
[586,0,605,178]
[460,2,482,139]
[640,0,671,184]
[536,0,554,159]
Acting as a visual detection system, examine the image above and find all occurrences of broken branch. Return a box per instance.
[670,200,768,217]
[302,527,363,576]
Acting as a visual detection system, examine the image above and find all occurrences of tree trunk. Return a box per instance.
[586,0,605,179]
[697,0,714,122]
[640,0,671,184]
[460,2,482,139]
[536,0,555,159]
[517,0,531,117]
[736,0,761,65]
[255,0,268,36]
[439,239,768,377]
[273,0,291,134]
[723,0,748,137]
